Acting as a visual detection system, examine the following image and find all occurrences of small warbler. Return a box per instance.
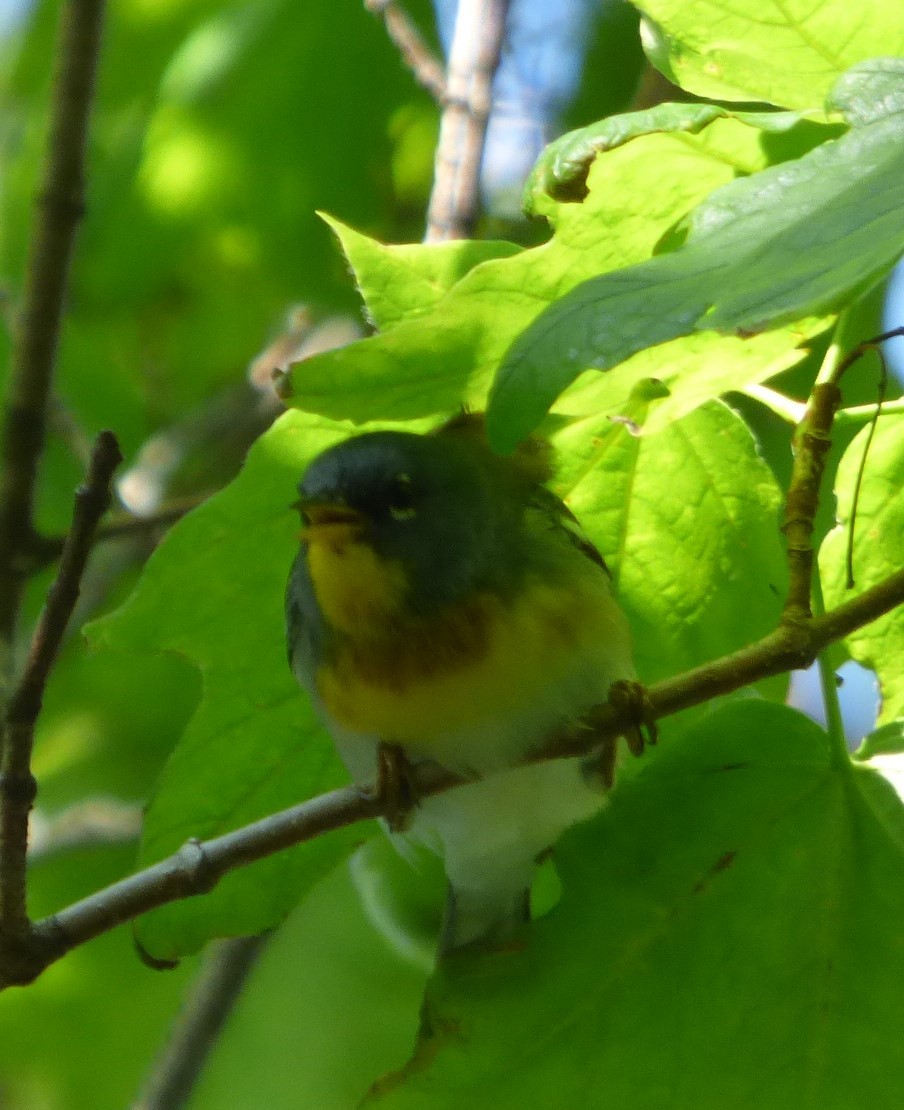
[285,414,635,951]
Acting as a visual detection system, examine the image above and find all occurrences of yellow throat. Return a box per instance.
[304,521,408,635]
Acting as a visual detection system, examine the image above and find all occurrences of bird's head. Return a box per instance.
[296,428,530,635]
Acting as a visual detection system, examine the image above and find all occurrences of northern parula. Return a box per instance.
[285,413,635,950]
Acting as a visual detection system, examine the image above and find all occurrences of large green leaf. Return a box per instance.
[821,416,904,725]
[371,701,904,1109]
[553,398,787,688]
[90,410,375,959]
[487,59,904,450]
[283,122,818,431]
[634,0,904,109]
[322,214,521,331]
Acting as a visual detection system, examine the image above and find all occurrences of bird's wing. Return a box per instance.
[528,484,612,578]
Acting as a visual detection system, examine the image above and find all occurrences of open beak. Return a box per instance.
[294,498,368,543]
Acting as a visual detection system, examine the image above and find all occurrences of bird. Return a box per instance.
[285,412,637,952]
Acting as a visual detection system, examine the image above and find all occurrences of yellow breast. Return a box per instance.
[315,569,627,750]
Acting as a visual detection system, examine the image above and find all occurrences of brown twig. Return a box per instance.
[781,381,842,624]
[0,0,106,684]
[0,431,122,941]
[134,934,271,1110]
[30,495,207,569]
[424,0,511,241]
[365,0,446,104]
[781,325,904,621]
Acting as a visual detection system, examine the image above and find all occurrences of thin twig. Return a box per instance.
[0,0,106,685]
[0,431,122,939]
[365,0,446,103]
[781,326,904,623]
[134,934,271,1110]
[31,496,206,569]
[780,381,841,624]
[424,0,511,241]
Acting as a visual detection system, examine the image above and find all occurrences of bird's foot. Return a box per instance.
[372,741,419,833]
[608,679,658,758]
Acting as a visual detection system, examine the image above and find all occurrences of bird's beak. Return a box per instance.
[294,498,368,543]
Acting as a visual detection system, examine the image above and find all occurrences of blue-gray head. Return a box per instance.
[296,429,532,616]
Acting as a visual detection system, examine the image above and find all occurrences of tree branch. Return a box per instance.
[0,0,106,685]
[0,551,896,988]
[134,934,271,1110]
[424,0,511,241]
[0,431,122,940]
[2,339,903,988]
[365,0,446,104]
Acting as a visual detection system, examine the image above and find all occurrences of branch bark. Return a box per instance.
[0,432,122,940]
[133,934,271,1110]
[366,0,446,103]
[0,0,106,686]
[424,0,511,241]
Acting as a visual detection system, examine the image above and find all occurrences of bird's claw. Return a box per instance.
[608,679,658,758]
[372,741,419,833]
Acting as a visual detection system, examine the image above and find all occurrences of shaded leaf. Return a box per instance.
[371,702,904,1109]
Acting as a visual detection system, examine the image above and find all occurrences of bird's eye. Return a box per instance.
[386,473,416,521]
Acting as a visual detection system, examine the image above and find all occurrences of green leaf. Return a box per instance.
[370,701,904,1109]
[857,721,904,760]
[634,0,904,109]
[90,410,377,959]
[487,60,904,449]
[828,56,904,125]
[523,102,811,212]
[553,399,787,688]
[282,126,811,427]
[821,415,904,726]
[321,213,521,331]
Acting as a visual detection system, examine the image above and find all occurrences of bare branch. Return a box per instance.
[0,0,106,681]
[0,431,122,938]
[781,381,841,624]
[424,0,511,241]
[366,0,446,104]
[134,934,271,1110]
